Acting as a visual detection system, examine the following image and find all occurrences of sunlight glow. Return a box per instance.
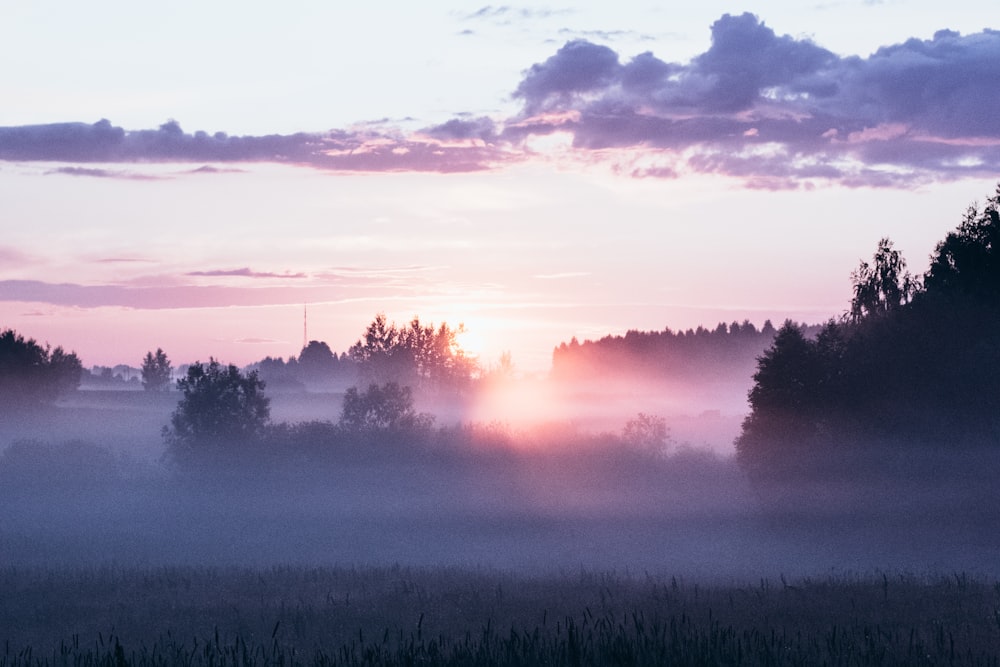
[455,327,484,360]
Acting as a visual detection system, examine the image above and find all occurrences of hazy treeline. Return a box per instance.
[254,341,358,392]
[252,314,477,393]
[550,320,823,384]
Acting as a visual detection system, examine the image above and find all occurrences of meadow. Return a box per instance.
[3,566,1000,666]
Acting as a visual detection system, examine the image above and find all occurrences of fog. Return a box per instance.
[2,382,998,581]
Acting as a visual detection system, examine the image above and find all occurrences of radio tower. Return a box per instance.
[302,304,308,351]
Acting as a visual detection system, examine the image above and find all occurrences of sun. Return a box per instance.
[455,326,484,359]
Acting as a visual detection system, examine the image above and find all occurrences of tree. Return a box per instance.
[348,313,407,384]
[298,340,336,374]
[141,348,172,391]
[0,329,82,407]
[338,382,433,433]
[849,237,917,323]
[735,321,823,478]
[622,413,670,451]
[348,313,477,390]
[164,359,270,449]
[924,188,1000,299]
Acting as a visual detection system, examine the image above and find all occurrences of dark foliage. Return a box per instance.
[848,237,917,322]
[0,328,82,408]
[164,359,270,454]
[140,348,172,391]
[339,382,435,434]
[924,188,1000,299]
[737,186,1000,484]
[252,355,308,392]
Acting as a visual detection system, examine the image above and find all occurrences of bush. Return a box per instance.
[164,359,270,453]
[339,382,434,433]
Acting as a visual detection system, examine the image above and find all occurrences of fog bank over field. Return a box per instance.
[3,389,1000,579]
[466,377,747,455]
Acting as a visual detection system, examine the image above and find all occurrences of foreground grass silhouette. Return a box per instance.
[3,566,1000,666]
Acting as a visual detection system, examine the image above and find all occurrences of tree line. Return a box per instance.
[252,314,478,393]
[551,319,827,383]
[736,185,1000,483]
[158,313,481,461]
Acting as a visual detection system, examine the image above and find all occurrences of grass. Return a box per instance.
[2,566,1000,665]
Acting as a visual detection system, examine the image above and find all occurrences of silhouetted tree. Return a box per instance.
[849,237,917,323]
[164,359,270,449]
[297,340,336,377]
[924,188,1000,299]
[140,348,172,391]
[348,313,407,384]
[339,382,433,433]
[735,321,823,478]
[0,329,82,407]
[737,185,1000,485]
[348,313,477,390]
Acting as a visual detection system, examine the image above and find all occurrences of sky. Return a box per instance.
[2,1,999,373]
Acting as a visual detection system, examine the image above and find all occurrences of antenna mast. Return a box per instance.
[302,304,308,351]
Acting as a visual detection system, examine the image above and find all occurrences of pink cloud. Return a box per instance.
[0,280,311,309]
[0,246,34,266]
[846,124,910,143]
[187,268,308,279]
[96,257,155,264]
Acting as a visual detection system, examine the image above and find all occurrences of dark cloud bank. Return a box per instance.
[2,13,1000,186]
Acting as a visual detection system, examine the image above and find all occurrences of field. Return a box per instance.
[3,566,1000,666]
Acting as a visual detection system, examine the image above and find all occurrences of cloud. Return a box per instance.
[96,257,155,264]
[422,116,498,143]
[514,40,621,113]
[500,14,1000,186]
[0,279,348,310]
[184,165,247,174]
[0,266,451,310]
[45,166,166,181]
[324,265,444,277]
[187,268,308,279]
[2,14,999,187]
[463,6,574,23]
[558,28,657,43]
[0,246,34,266]
[0,119,509,174]
[534,271,590,279]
